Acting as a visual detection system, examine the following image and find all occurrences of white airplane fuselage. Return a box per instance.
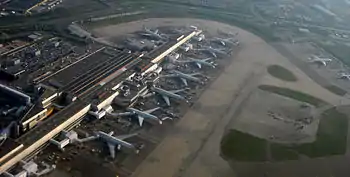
[126,108,159,122]
[152,87,186,101]
[172,70,202,83]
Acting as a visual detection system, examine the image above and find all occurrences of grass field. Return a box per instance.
[221,130,267,161]
[267,65,297,82]
[258,85,327,107]
[324,85,347,96]
[221,108,348,162]
[270,144,299,161]
[291,108,348,157]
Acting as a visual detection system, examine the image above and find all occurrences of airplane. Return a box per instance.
[109,107,164,126]
[194,45,227,58]
[139,26,168,41]
[143,86,189,106]
[161,70,206,86]
[308,55,332,66]
[123,38,156,51]
[0,121,16,146]
[193,33,205,42]
[210,37,239,46]
[166,52,181,61]
[175,57,216,69]
[172,25,198,34]
[95,131,140,159]
[339,72,350,80]
[179,43,193,52]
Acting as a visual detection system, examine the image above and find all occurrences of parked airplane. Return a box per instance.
[339,72,350,80]
[177,57,216,69]
[166,52,181,61]
[161,70,205,86]
[179,43,193,52]
[143,86,188,106]
[109,107,163,126]
[172,25,198,34]
[308,56,332,66]
[194,45,227,58]
[193,33,205,42]
[95,131,139,159]
[139,26,168,41]
[210,37,239,46]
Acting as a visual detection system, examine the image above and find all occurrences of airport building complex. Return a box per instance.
[0,27,201,174]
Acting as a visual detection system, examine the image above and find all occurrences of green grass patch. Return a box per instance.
[267,65,297,82]
[258,85,326,107]
[270,144,299,161]
[290,108,348,157]
[221,108,348,162]
[221,130,267,161]
[324,85,347,96]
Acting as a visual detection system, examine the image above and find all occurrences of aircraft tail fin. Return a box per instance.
[138,116,144,126]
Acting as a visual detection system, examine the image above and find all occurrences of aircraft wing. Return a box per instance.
[195,62,202,69]
[141,91,155,98]
[162,95,171,106]
[194,48,204,52]
[144,107,160,114]
[140,33,152,37]
[116,133,138,140]
[107,143,116,159]
[111,112,134,117]
[203,58,212,62]
[210,51,217,58]
[161,74,177,78]
[170,89,186,94]
[180,78,188,86]
[220,41,225,46]
[190,72,201,76]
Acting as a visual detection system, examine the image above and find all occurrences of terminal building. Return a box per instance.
[0,28,202,174]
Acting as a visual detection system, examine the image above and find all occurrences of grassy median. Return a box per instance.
[267,65,297,82]
[258,85,326,107]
